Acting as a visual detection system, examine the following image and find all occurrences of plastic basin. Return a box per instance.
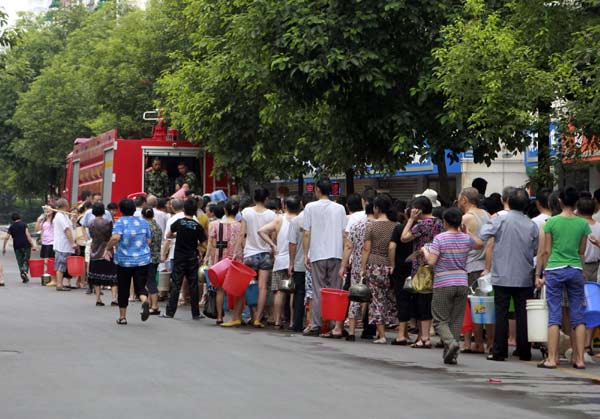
[29,259,44,278]
[584,282,600,328]
[223,261,256,297]
[66,256,85,277]
[208,258,232,288]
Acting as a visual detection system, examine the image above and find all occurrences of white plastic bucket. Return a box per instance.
[469,295,495,324]
[157,271,171,292]
[526,299,548,342]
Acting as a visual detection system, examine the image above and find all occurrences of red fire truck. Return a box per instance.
[63,110,230,206]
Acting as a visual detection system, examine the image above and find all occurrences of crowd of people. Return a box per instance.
[2,176,600,369]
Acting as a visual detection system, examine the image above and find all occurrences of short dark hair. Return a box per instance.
[580,191,592,200]
[594,188,600,203]
[92,192,102,199]
[374,195,396,221]
[535,188,552,210]
[107,202,118,211]
[184,198,198,216]
[316,176,332,196]
[253,187,269,203]
[141,206,154,219]
[239,194,253,211]
[266,198,280,211]
[413,196,433,215]
[92,203,105,217]
[508,188,530,212]
[502,186,516,203]
[11,213,20,221]
[361,186,376,202]
[224,198,240,217]
[177,162,187,168]
[548,191,562,216]
[80,190,92,201]
[577,197,595,216]
[285,196,301,213]
[472,178,487,196]
[346,193,363,213]
[134,195,147,207]
[443,207,463,228]
[301,192,315,208]
[119,198,136,216]
[560,186,579,208]
[156,198,167,210]
[212,203,225,219]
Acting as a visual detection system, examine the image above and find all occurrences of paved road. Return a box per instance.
[1,249,599,419]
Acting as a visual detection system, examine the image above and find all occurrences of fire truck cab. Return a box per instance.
[63,111,229,206]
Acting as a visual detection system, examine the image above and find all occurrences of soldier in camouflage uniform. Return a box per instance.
[144,158,170,198]
[175,162,199,194]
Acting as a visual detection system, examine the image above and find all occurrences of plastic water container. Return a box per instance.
[526,299,549,342]
[29,259,45,278]
[223,261,256,297]
[66,256,85,277]
[46,258,56,276]
[320,288,350,321]
[468,295,495,324]
[245,280,258,306]
[207,258,232,288]
[157,271,171,292]
[584,282,600,328]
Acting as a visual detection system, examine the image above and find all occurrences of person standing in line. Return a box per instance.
[51,199,78,291]
[302,176,348,338]
[360,195,398,344]
[141,207,162,315]
[163,199,207,320]
[480,188,538,362]
[3,213,37,283]
[401,196,444,348]
[162,199,192,305]
[258,196,301,329]
[222,188,276,328]
[423,207,483,365]
[457,187,491,354]
[151,198,170,235]
[87,203,117,306]
[288,193,314,332]
[205,198,242,325]
[537,187,591,369]
[36,207,56,286]
[532,189,553,229]
[104,199,152,325]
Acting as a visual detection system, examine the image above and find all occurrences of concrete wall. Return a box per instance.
[461,152,529,195]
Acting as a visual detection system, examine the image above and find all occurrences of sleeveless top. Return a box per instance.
[273,215,291,272]
[41,219,54,245]
[466,209,490,273]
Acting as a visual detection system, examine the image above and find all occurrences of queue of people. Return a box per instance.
[2,177,599,369]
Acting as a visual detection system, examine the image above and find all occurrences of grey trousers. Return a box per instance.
[310,258,342,328]
[432,286,468,346]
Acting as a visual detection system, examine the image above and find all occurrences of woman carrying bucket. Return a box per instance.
[422,208,483,365]
[537,187,591,369]
[205,199,242,325]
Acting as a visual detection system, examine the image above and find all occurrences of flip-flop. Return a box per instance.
[460,348,474,353]
[116,318,127,325]
[320,331,344,339]
[573,364,586,370]
[391,339,410,346]
[140,301,150,322]
[537,361,557,369]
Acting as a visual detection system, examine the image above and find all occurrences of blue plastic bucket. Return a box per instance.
[584,282,600,328]
[245,280,258,306]
[469,295,495,324]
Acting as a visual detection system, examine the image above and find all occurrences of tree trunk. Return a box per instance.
[345,168,355,195]
[297,173,304,195]
[536,101,553,190]
[434,150,450,202]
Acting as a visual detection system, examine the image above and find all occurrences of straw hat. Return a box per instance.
[416,188,441,208]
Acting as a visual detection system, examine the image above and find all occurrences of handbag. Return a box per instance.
[413,264,433,293]
[202,287,218,319]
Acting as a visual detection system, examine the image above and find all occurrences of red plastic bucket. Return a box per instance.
[29,259,45,278]
[207,257,232,288]
[223,261,256,297]
[461,299,474,334]
[320,288,349,321]
[66,256,85,277]
[46,258,56,276]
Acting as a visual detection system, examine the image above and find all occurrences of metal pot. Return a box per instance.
[279,278,295,293]
[41,274,52,286]
[349,275,372,303]
[198,265,209,283]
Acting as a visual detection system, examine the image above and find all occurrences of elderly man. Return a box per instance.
[145,158,170,198]
[175,162,198,194]
[480,188,539,362]
[53,199,79,291]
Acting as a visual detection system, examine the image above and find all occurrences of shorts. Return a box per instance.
[271,270,288,292]
[54,251,73,274]
[40,244,55,259]
[244,252,273,271]
[545,267,586,328]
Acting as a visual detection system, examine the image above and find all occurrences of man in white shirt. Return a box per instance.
[53,199,78,291]
[303,177,348,337]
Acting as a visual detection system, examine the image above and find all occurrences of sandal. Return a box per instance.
[273,324,283,330]
[346,335,356,342]
[116,318,127,325]
[96,301,105,306]
[573,364,586,370]
[373,337,387,344]
[320,331,344,339]
[391,339,410,346]
[149,309,161,316]
[585,346,594,356]
[140,301,150,322]
[111,301,119,306]
[537,361,556,369]
[411,340,432,349]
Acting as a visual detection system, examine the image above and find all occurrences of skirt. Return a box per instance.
[88,259,117,286]
[40,244,55,259]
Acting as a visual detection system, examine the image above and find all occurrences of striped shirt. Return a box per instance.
[428,231,474,288]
